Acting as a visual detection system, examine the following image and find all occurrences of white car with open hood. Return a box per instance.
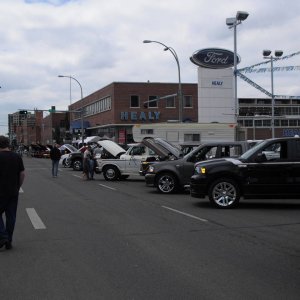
[95,137,181,181]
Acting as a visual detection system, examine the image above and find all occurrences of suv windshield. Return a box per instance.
[240,140,269,160]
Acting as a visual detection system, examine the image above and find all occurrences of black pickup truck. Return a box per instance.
[190,137,300,208]
[144,141,253,194]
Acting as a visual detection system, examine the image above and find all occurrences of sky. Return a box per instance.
[1,0,300,135]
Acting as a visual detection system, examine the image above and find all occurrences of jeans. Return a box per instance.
[0,195,19,242]
[52,159,59,177]
[89,159,95,179]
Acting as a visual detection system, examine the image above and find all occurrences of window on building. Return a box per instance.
[244,120,253,127]
[263,119,271,127]
[239,98,255,104]
[285,107,292,115]
[141,129,154,135]
[254,120,262,127]
[184,95,193,108]
[184,133,200,142]
[292,107,299,115]
[166,96,175,108]
[289,119,298,126]
[148,96,158,108]
[281,119,288,126]
[130,95,139,108]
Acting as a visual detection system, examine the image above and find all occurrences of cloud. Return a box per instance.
[0,0,299,135]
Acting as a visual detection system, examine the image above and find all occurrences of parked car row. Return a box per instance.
[60,136,300,208]
[144,140,253,194]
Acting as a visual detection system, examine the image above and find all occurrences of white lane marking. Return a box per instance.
[98,184,116,191]
[162,206,208,222]
[19,187,24,193]
[73,174,83,179]
[26,208,46,229]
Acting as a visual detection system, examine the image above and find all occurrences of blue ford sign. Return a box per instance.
[190,48,240,69]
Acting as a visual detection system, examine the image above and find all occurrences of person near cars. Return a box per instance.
[0,135,25,250]
[93,144,102,158]
[89,146,96,180]
[50,143,61,178]
[83,145,92,180]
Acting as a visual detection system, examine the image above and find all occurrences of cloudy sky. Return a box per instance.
[1,0,300,135]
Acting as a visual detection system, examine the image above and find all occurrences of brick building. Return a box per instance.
[69,82,198,144]
[9,110,43,146]
[9,110,70,146]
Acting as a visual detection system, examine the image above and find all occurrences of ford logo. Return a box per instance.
[190,48,240,69]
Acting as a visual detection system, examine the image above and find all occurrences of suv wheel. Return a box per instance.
[156,172,178,194]
[208,178,240,208]
[103,166,120,181]
[73,159,82,171]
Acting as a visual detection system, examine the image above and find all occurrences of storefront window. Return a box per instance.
[184,95,193,108]
[130,95,139,108]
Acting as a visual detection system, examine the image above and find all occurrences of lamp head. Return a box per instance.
[58,75,65,78]
[226,17,236,26]
[275,50,283,57]
[143,40,152,43]
[236,11,249,21]
[263,49,272,57]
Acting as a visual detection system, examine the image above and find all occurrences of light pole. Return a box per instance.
[58,75,84,146]
[262,50,283,138]
[226,11,249,123]
[143,40,183,122]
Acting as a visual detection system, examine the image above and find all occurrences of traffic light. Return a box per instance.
[19,110,28,115]
[49,106,56,113]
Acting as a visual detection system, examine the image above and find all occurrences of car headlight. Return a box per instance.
[148,165,155,173]
[195,166,206,175]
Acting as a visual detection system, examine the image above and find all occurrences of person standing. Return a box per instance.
[83,145,92,180]
[50,143,61,178]
[0,135,25,250]
[89,146,95,180]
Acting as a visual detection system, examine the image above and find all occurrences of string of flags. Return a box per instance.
[241,65,300,74]
[238,50,300,73]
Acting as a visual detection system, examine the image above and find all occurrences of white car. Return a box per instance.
[59,144,78,167]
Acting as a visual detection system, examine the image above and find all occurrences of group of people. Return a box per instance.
[49,142,102,180]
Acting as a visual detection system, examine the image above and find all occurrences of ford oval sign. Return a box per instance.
[190,48,240,69]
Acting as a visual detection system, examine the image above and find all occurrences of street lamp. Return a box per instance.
[143,40,183,122]
[262,50,283,138]
[58,75,84,146]
[226,11,249,123]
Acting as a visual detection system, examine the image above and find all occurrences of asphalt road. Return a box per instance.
[0,156,299,300]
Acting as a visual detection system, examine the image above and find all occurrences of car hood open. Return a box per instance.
[141,137,183,159]
[97,140,126,158]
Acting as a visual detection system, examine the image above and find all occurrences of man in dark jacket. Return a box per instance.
[0,136,25,250]
[50,143,61,178]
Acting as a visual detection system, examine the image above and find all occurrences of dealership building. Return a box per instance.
[67,48,300,144]
[9,48,300,145]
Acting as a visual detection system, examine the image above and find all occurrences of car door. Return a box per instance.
[287,140,300,196]
[124,145,146,173]
[242,141,295,197]
[182,145,219,185]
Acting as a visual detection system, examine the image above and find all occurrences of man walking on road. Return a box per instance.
[0,136,25,250]
[50,143,61,178]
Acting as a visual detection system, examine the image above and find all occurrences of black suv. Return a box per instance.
[144,141,252,194]
[190,137,300,208]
